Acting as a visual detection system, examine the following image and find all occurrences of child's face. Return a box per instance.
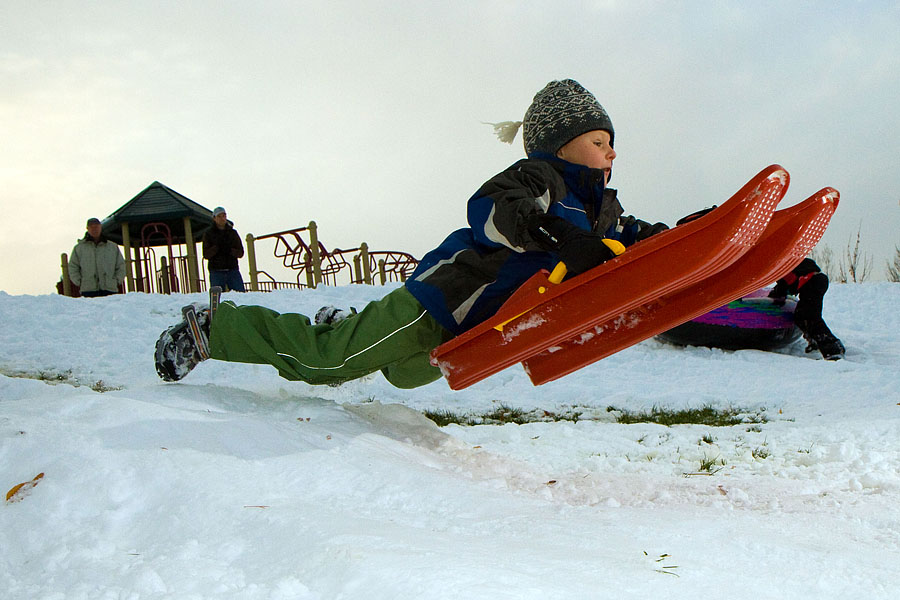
[556,130,616,182]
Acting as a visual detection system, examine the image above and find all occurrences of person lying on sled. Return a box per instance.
[155,79,666,387]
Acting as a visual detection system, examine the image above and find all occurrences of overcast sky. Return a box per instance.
[3,1,899,295]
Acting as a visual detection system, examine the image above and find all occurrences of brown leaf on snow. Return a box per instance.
[6,472,44,503]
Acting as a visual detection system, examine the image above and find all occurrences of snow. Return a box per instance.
[1,282,899,599]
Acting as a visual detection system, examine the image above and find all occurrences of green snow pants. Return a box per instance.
[208,287,452,389]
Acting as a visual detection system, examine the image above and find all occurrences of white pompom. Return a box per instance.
[484,121,523,144]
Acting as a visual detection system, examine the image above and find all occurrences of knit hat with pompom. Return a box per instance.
[488,79,614,157]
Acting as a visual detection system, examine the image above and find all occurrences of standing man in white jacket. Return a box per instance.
[69,217,126,297]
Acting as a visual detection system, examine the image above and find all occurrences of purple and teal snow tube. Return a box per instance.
[656,288,801,351]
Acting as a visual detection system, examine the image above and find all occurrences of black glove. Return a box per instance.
[640,222,669,238]
[527,213,619,276]
[676,205,717,226]
[617,215,669,242]
[768,280,788,305]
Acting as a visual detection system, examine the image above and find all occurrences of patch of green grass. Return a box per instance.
[699,454,725,473]
[91,380,122,393]
[424,403,768,429]
[611,404,766,427]
[422,409,465,427]
[0,368,121,393]
[423,404,584,427]
[38,369,73,382]
[752,446,770,460]
[482,405,528,425]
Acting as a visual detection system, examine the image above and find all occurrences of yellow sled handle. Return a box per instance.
[548,262,568,284]
[493,262,568,332]
[547,239,624,285]
[493,245,624,332]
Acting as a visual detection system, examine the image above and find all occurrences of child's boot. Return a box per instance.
[314,305,357,325]
[796,317,844,361]
[811,331,845,361]
[155,303,211,381]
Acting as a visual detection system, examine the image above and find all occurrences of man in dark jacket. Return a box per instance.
[202,207,245,292]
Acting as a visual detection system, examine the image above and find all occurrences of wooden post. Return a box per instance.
[183,216,199,293]
[378,259,387,285]
[353,255,362,284]
[360,242,371,285]
[121,223,135,292]
[60,253,72,297]
[134,247,145,292]
[160,256,172,294]
[246,233,259,291]
[308,220,322,288]
[303,253,316,289]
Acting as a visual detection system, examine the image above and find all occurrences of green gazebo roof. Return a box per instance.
[101,181,221,246]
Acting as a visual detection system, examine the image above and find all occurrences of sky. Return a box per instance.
[2,0,900,295]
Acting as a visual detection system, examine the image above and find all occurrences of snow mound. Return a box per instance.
[1,282,899,598]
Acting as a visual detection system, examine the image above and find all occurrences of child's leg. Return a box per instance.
[794,272,828,334]
[793,272,844,359]
[208,287,449,386]
[380,351,444,389]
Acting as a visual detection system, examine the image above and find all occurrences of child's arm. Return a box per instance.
[466,161,568,253]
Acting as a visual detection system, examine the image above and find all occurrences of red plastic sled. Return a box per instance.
[431,165,791,390]
[522,187,838,385]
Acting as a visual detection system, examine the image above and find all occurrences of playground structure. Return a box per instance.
[245,221,419,291]
[57,181,419,296]
[58,181,214,296]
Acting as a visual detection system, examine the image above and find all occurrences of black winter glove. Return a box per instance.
[676,205,718,226]
[527,213,621,276]
[640,222,669,239]
[768,280,788,305]
[618,215,669,241]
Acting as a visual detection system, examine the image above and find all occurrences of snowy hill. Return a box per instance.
[1,282,899,599]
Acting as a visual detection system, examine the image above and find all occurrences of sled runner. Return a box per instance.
[520,186,837,384]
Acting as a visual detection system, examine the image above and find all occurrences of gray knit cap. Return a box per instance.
[522,79,614,157]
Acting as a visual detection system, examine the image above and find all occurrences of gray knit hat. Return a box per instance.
[489,79,614,157]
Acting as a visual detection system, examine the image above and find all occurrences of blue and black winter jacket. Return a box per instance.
[406,155,663,336]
